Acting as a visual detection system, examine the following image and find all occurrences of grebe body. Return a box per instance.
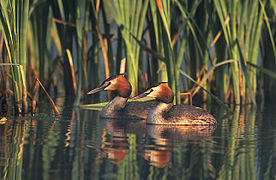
[87,73,157,119]
[132,83,216,126]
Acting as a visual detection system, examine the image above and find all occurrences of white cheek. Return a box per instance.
[104,82,113,90]
[148,91,158,98]
[155,86,161,91]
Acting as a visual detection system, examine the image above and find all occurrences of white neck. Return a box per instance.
[147,102,173,124]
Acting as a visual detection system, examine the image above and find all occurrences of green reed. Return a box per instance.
[0,0,29,114]
[74,0,89,105]
[262,0,276,103]
[105,0,149,96]
[1,0,276,114]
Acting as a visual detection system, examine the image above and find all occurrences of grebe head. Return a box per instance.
[87,73,132,98]
[132,83,174,103]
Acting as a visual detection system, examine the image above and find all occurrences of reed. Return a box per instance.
[73,0,89,106]
[104,0,149,96]
[0,0,29,114]
[155,0,179,104]
[262,0,276,103]
[49,0,76,96]
[0,0,276,115]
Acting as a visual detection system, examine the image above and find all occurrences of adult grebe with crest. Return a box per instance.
[87,73,157,119]
[132,82,216,126]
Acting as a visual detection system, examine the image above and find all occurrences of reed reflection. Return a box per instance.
[1,104,275,179]
[214,105,259,179]
[0,120,26,180]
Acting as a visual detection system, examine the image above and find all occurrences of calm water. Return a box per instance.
[0,102,276,180]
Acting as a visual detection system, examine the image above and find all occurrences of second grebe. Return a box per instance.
[131,83,217,126]
[87,73,157,119]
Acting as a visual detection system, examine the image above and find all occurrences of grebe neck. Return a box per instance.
[147,102,173,124]
[101,96,128,117]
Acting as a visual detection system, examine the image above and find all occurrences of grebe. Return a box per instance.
[131,83,217,126]
[87,73,157,119]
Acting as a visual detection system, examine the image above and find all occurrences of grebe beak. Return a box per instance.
[87,82,110,95]
[131,92,148,100]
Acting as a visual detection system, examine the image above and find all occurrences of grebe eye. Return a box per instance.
[146,89,153,95]
[103,82,111,89]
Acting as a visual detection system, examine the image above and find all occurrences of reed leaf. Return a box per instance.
[153,0,179,104]
[80,97,154,110]
[104,0,149,96]
[248,62,276,79]
[179,69,231,113]
[1,0,276,113]
[80,102,107,110]
[148,0,168,83]
[0,1,13,62]
[0,0,29,113]
[260,0,276,61]
[236,41,256,105]
[74,0,88,106]
[29,1,50,87]
[175,0,204,59]
[178,59,235,112]
[213,0,253,104]
[50,0,75,96]
[19,0,29,113]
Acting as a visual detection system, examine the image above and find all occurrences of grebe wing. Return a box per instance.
[123,100,158,119]
[165,105,216,125]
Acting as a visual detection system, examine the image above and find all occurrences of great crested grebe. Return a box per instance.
[87,73,157,119]
[131,83,217,126]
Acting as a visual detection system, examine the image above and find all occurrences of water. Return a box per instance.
[0,102,276,180]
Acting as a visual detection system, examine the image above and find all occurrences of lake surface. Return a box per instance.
[0,101,276,180]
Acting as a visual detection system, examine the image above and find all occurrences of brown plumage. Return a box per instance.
[87,73,157,119]
[132,83,217,126]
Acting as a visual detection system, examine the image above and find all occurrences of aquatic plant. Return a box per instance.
[0,0,276,115]
[0,0,29,113]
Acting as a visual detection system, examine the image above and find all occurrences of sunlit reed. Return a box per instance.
[0,0,275,115]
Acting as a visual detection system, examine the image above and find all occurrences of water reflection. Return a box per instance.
[0,104,276,179]
[93,119,146,166]
[143,124,215,168]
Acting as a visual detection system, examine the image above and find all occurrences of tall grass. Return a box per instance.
[104,0,149,96]
[263,0,276,103]
[213,0,264,104]
[0,0,276,115]
[0,0,29,114]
